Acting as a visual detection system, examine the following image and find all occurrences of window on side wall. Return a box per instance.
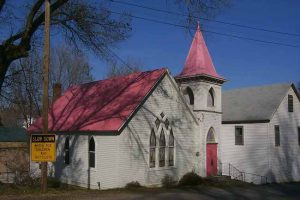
[89,137,95,168]
[288,95,293,112]
[235,126,244,145]
[64,137,70,165]
[275,126,280,146]
[159,129,166,167]
[168,129,174,166]
[149,129,156,168]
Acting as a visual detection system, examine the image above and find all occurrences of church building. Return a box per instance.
[28,24,300,189]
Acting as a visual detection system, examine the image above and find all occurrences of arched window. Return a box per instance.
[207,88,215,107]
[155,118,160,128]
[185,87,194,105]
[149,129,156,168]
[64,137,70,165]
[159,129,166,167]
[207,127,216,143]
[168,130,174,166]
[165,118,170,129]
[89,137,95,168]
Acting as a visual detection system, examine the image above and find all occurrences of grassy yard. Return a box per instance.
[0,177,250,196]
[0,181,300,200]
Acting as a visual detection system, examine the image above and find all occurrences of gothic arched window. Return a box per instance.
[149,129,156,168]
[168,130,174,166]
[207,127,216,143]
[64,137,70,165]
[89,137,95,168]
[207,88,215,107]
[186,87,194,105]
[159,129,166,167]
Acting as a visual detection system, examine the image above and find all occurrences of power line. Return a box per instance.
[110,10,300,48]
[105,46,136,71]
[110,0,300,37]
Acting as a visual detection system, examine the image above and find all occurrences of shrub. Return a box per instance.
[13,172,40,187]
[125,181,142,189]
[161,174,177,188]
[178,172,204,186]
[48,178,61,188]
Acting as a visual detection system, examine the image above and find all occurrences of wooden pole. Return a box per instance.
[41,0,50,193]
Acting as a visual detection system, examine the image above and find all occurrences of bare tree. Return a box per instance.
[1,51,43,128]
[0,44,93,128]
[0,0,132,93]
[0,0,230,94]
[50,44,93,91]
[106,57,143,78]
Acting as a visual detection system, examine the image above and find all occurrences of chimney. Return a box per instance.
[52,83,62,103]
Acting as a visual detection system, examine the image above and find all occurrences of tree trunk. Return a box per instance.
[0,59,9,95]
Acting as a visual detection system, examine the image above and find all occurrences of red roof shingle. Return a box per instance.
[28,68,166,133]
[178,23,222,79]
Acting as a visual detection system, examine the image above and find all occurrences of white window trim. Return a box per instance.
[148,117,176,171]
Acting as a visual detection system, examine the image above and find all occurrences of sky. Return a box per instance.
[89,0,300,90]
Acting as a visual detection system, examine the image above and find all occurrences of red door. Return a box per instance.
[206,144,218,176]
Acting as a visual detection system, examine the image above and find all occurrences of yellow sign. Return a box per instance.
[31,134,56,162]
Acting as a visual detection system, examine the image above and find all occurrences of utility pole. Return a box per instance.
[41,0,50,193]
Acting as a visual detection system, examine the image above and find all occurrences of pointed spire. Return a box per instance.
[178,23,222,79]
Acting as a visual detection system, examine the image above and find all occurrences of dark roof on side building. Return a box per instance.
[222,83,297,124]
[0,127,28,142]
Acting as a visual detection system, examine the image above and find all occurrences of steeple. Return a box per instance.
[177,23,224,82]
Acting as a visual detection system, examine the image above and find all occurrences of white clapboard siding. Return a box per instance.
[54,74,201,189]
[221,123,269,181]
[55,134,120,189]
[268,87,300,183]
[221,86,300,184]
[117,75,200,188]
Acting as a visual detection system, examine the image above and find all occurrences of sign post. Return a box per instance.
[41,0,50,193]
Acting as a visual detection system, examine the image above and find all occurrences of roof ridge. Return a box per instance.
[68,68,167,90]
[224,82,292,92]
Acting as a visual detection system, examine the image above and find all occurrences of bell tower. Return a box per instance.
[175,23,225,176]
[175,23,225,112]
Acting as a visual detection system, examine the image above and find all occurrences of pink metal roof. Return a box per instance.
[28,68,166,133]
[178,24,222,79]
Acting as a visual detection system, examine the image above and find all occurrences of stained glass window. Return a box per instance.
[150,129,156,168]
[165,118,169,129]
[168,130,174,166]
[155,118,160,128]
[159,129,166,167]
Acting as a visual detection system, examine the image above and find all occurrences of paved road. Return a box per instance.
[2,183,300,200]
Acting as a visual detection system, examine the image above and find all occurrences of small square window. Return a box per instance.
[275,125,280,146]
[235,126,244,145]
